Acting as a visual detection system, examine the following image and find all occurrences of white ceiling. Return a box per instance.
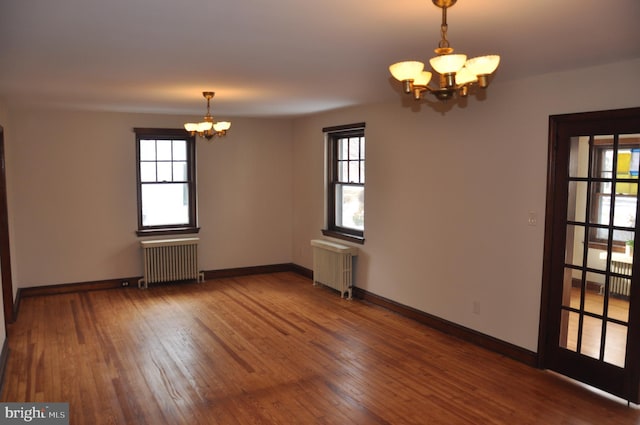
[1,0,639,117]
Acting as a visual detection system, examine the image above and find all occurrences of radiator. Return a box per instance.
[610,259,631,297]
[138,238,204,289]
[310,239,358,299]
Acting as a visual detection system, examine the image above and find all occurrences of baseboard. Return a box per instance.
[352,287,539,367]
[20,277,139,298]
[13,288,22,319]
[290,263,313,279]
[0,337,9,396]
[202,263,296,280]
[17,263,307,299]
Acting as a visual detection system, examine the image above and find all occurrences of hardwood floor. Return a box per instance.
[2,272,639,424]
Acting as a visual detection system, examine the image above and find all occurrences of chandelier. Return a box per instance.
[389,0,500,102]
[184,91,231,141]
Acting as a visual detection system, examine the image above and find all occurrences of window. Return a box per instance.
[322,123,365,243]
[135,128,198,236]
[588,136,640,249]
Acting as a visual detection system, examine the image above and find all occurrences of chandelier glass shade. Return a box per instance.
[184,91,231,140]
[389,0,500,102]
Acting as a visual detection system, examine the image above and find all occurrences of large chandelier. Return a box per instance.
[389,0,500,102]
[184,91,231,141]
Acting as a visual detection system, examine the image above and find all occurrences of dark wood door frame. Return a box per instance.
[539,107,640,402]
[0,126,14,325]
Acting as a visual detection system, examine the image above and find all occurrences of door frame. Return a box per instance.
[538,106,640,402]
[0,126,14,326]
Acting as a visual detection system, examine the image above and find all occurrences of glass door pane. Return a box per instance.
[560,134,636,368]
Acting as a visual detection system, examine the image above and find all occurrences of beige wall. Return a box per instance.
[291,58,640,352]
[5,109,294,287]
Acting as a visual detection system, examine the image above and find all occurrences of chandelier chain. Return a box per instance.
[204,93,213,120]
[438,6,450,49]
[439,24,449,49]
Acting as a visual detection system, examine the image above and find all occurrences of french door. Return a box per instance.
[541,107,640,402]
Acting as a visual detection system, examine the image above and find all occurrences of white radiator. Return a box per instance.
[138,238,204,289]
[310,239,358,299]
[610,259,631,297]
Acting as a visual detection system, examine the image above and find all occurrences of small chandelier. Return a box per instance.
[389,0,500,102]
[184,91,231,141]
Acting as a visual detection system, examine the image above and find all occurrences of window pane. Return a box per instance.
[587,246,607,272]
[140,139,156,161]
[360,161,365,184]
[559,310,579,352]
[609,252,632,300]
[594,225,609,248]
[580,316,602,360]
[569,136,589,178]
[562,267,580,309]
[591,192,610,226]
[339,139,348,160]
[349,137,361,159]
[349,161,361,183]
[338,161,348,182]
[608,287,630,322]
[157,162,172,182]
[173,140,187,161]
[157,139,172,161]
[617,149,635,179]
[622,134,640,175]
[336,184,364,230]
[584,281,604,316]
[586,271,605,295]
[594,148,613,179]
[604,322,627,368]
[567,181,587,222]
[173,161,187,181]
[591,194,635,242]
[611,192,636,243]
[140,162,156,182]
[141,183,189,226]
[565,224,585,267]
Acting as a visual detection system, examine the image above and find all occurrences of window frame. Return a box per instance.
[134,127,199,237]
[322,123,365,244]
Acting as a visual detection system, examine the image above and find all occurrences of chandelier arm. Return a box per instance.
[477,74,489,88]
[407,79,469,102]
[410,83,439,101]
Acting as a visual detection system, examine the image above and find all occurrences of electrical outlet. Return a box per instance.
[121,280,129,287]
[528,211,537,226]
[473,301,481,315]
